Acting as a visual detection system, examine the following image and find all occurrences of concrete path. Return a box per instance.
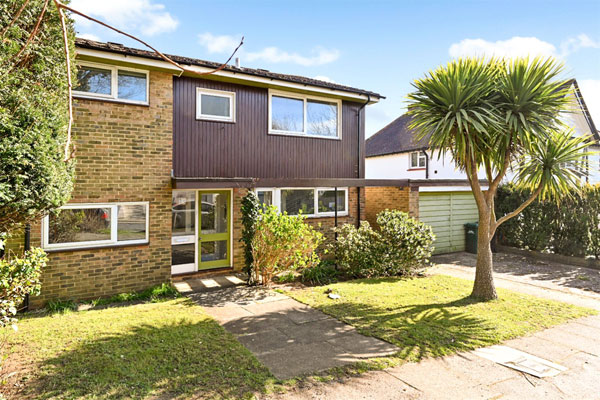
[268,314,600,399]
[264,253,600,399]
[185,285,398,379]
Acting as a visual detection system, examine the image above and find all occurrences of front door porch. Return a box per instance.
[171,189,232,275]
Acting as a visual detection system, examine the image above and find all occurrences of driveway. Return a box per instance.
[432,252,600,310]
[265,252,600,399]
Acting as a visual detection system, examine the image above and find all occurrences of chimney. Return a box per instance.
[235,57,241,68]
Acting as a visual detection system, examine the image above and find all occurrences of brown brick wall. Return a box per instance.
[364,186,419,227]
[22,70,173,308]
[230,187,365,271]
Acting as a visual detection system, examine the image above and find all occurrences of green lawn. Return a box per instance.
[2,298,274,399]
[288,275,596,362]
[2,275,595,399]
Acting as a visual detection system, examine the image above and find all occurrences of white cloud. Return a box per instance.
[313,75,335,83]
[560,34,600,57]
[449,36,557,59]
[196,34,340,67]
[449,34,600,60]
[70,0,178,36]
[78,33,100,41]
[245,46,339,67]
[197,33,241,54]
[578,79,600,127]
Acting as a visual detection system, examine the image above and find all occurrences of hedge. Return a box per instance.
[495,184,600,258]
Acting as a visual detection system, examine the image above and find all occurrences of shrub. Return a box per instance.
[334,221,384,278]
[376,210,435,274]
[300,260,340,285]
[496,184,600,258]
[240,191,260,284]
[251,206,323,285]
[334,210,434,278]
[0,247,46,328]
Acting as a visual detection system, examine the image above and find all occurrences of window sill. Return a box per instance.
[407,168,426,171]
[195,116,236,124]
[268,131,342,141]
[73,95,149,107]
[44,241,149,253]
[300,213,349,219]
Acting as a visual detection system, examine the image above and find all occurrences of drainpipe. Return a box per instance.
[356,94,371,228]
[422,149,430,179]
[22,224,31,312]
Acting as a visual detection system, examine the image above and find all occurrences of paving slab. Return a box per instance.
[186,284,400,380]
[255,341,358,379]
[534,325,600,356]
[327,331,399,358]
[264,370,421,400]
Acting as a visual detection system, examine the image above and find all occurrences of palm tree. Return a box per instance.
[407,57,591,300]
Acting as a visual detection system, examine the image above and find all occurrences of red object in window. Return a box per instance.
[102,212,108,220]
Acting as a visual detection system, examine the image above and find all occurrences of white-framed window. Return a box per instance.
[74,62,149,105]
[255,188,348,217]
[42,202,149,250]
[196,88,236,122]
[268,89,341,139]
[410,151,427,168]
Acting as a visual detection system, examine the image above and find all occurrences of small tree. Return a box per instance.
[408,57,592,300]
[240,191,260,284]
[1,0,76,232]
[251,207,323,285]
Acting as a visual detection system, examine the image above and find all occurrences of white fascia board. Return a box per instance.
[76,48,379,104]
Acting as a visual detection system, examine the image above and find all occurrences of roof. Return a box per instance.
[365,114,430,157]
[366,80,599,158]
[75,38,384,100]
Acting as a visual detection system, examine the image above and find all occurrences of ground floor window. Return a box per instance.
[255,187,348,217]
[42,202,149,250]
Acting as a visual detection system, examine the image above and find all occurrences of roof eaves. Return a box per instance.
[74,38,384,100]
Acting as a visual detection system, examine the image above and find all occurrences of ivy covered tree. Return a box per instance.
[0,0,76,234]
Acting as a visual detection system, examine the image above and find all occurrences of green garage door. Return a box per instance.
[419,192,479,254]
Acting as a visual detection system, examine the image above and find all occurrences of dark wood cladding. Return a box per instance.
[173,76,365,179]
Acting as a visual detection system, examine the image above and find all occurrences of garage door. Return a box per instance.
[419,192,479,254]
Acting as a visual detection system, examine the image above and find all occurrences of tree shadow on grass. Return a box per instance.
[23,318,274,399]
[314,296,498,362]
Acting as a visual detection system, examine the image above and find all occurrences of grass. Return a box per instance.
[45,283,181,313]
[2,298,275,399]
[2,274,595,398]
[288,274,596,363]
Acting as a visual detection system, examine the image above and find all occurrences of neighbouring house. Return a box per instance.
[365,80,600,254]
[10,38,384,307]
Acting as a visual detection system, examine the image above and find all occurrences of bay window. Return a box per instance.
[43,202,149,250]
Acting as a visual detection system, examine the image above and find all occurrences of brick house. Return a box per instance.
[16,38,388,307]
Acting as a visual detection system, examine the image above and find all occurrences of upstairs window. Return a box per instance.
[74,63,148,104]
[269,90,340,139]
[410,151,427,168]
[196,88,236,122]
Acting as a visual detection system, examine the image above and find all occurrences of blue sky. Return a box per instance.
[72,0,600,137]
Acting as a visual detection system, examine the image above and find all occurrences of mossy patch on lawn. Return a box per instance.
[288,274,596,362]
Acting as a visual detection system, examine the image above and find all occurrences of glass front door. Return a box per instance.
[198,191,230,269]
[171,191,196,274]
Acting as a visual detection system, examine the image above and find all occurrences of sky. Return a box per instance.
[71,0,600,137]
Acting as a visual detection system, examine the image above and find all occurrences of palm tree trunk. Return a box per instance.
[470,211,498,300]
